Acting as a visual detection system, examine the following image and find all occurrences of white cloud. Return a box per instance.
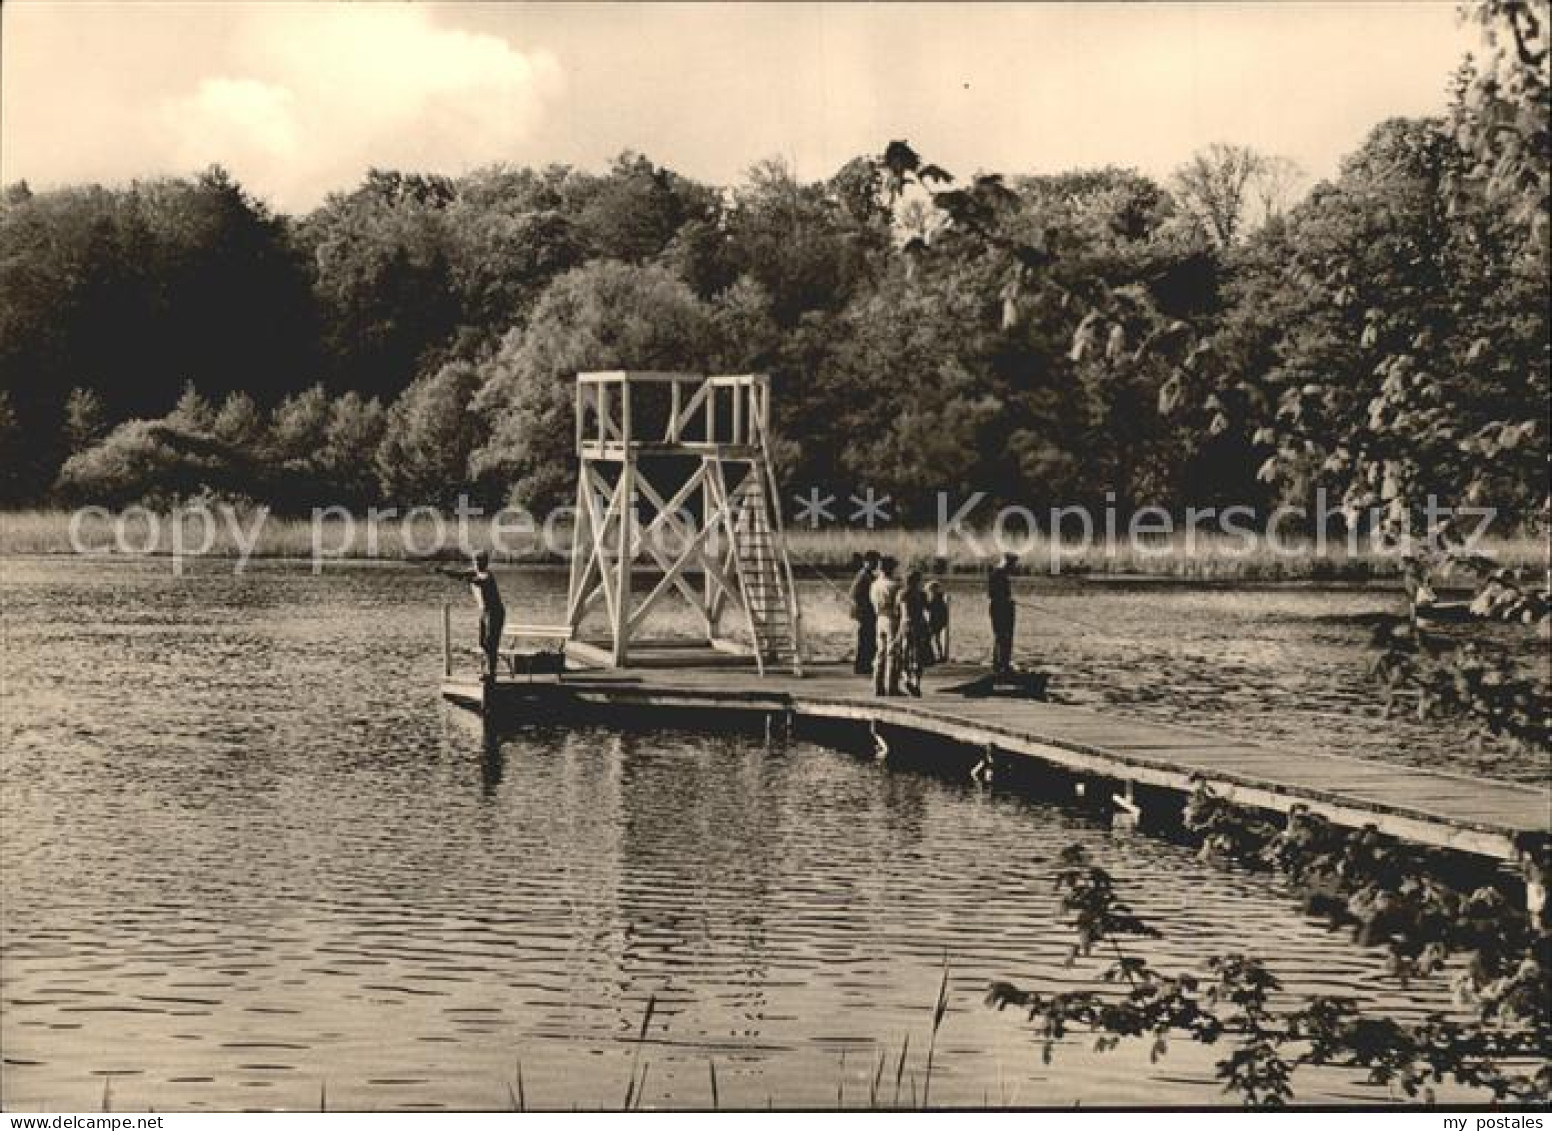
[156,6,563,208]
[2,2,1473,212]
[166,78,299,171]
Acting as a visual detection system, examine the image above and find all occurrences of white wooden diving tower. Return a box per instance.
[563,372,804,675]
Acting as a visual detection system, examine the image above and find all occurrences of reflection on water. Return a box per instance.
[0,559,1492,1109]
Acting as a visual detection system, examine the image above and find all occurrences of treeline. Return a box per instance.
[1,113,1545,524]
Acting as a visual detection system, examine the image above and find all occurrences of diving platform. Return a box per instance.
[564,371,805,674]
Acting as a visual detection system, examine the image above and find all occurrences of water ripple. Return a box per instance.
[1,561,1500,1109]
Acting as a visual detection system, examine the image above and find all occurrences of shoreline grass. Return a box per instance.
[1,507,1546,583]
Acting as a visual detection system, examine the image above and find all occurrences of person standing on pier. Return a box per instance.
[988,553,1018,675]
[869,556,903,696]
[437,550,506,681]
[849,550,881,675]
[925,580,950,664]
[898,569,929,697]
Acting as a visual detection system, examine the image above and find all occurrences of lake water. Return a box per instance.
[0,558,1508,1109]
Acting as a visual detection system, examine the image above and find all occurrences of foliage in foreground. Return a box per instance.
[986,787,1551,1106]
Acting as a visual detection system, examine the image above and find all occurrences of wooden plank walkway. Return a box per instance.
[443,648,1550,863]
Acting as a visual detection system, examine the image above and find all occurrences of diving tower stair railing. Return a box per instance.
[562,372,804,675]
[722,451,803,674]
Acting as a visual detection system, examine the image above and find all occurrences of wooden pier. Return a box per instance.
[441,647,1549,866]
[441,371,1547,872]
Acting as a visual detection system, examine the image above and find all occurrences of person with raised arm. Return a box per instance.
[437,550,506,682]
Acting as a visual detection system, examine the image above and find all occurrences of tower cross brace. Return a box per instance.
[563,371,804,675]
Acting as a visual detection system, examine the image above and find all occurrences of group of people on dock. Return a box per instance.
[440,545,1021,689]
[848,551,1019,696]
[848,553,948,696]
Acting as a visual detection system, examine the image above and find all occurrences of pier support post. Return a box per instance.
[1112,780,1141,829]
[971,744,995,784]
[871,721,889,762]
[442,602,452,678]
[1517,836,1550,929]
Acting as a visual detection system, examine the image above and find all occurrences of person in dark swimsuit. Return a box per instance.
[897,569,929,697]
[849,551,880,675]
[987,553,1017,675]
[439,550,505,680]
[925,580,950,664]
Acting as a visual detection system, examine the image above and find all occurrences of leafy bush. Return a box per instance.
[988,789,1551,1105]
[54,419,252,507]
[376,360,486,507]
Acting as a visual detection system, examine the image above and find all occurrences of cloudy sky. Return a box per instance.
[2,1,1475,213]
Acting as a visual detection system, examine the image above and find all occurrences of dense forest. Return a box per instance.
[1,6,1545,537]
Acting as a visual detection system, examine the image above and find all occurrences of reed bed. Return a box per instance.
[2,507,1545,582]
[781,525,1551,581]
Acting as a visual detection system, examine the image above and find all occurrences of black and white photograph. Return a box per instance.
[1,0,1548,1118]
